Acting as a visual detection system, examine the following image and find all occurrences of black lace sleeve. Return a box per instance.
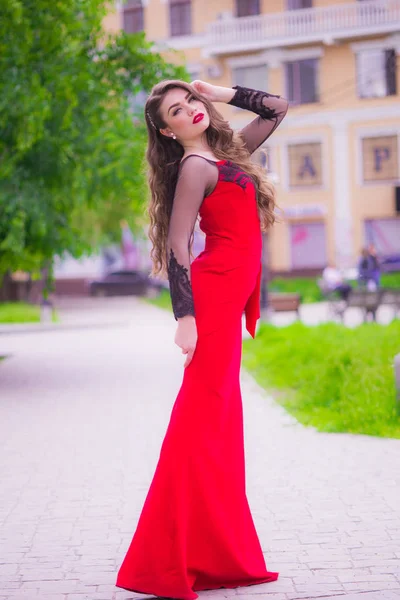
[166,155,218,320]
[228,85,289,154]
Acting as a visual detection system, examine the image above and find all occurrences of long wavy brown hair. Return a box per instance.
[145,80,276,277]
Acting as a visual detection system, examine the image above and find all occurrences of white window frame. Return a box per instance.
[227,52,273,70]
[355,48,396,99]
[281,46,324,62]
[281,134,328,193]
[351,37,400,100]
[350,36,400,54]
[357,127,400,187]
[116,0,149,9]
[254,144,279,184]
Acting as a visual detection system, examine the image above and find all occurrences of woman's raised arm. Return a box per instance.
[228,85,289,154]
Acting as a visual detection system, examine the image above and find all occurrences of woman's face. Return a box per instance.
[158,87,210,143]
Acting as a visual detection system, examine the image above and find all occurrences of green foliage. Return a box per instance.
[146,288,172,311]
[0,0,187,279]
[243,321,400,438]
[381,272,400,289]
[0,302,40,323]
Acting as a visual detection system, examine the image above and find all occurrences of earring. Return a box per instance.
[171,133,176,140]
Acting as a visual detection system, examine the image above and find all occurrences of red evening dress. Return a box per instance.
[116,86,288,599]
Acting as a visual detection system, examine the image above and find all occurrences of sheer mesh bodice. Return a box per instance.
[166,86,288,320]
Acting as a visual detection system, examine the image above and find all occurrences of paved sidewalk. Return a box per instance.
[0,298,399,600]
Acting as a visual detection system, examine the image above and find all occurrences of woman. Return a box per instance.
[116,79,288,599]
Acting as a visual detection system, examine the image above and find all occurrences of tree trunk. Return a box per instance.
[0,272,15,302]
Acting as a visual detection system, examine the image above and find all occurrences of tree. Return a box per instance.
[0,0,187,287]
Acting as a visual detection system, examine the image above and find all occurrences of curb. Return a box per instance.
[0,320,129,335]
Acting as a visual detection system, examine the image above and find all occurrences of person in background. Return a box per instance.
[358,248,372,287]
[322,263,352,300]
[368,243,381,288]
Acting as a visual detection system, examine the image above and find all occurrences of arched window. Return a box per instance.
[123,0,144,34]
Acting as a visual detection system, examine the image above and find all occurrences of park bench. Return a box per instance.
[268,292,301,317]
[329,288,400,322]
[380,288,400,318]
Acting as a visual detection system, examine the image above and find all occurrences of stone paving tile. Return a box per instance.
[1,298,400,600]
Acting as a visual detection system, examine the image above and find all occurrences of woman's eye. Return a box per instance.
[172,96,196,115]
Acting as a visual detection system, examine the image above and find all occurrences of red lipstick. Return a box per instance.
[193,113,204,124]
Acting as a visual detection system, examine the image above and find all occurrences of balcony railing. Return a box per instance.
[206,0,400,54]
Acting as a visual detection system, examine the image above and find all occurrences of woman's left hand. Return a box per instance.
[190,80,219,102]
[191,80,236,104]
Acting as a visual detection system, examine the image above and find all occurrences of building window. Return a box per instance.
[290,222,327,269]
[254,145,271,170]
[285,58,318,105]
[253,145,279,182]
[365,219,400,257]
[357,49,397,99]
[287,142,323,188]
[362,135,399,182]
[236,0,260,17]
[232,64,268,91]
[287,0,312,9]
[170,0,191,37]
[123,0,144,34]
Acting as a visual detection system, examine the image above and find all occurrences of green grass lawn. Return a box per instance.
[243,321,400,439]
[147,288,400,438]
[147,289,172,311]
[269,277,323,303]
[0,302,41,323]
[382,272,400,289]
[0,302,59,324]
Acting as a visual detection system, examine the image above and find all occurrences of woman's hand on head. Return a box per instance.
[191,81,236,104]
[190,80,219,103]
[175,315,198,368]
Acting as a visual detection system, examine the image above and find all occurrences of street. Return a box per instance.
[1,298,399,600]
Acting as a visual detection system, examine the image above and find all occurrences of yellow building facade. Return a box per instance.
[107,0,400,274]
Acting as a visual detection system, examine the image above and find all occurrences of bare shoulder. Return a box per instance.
[180,154,219,168]
[177,154,219,195]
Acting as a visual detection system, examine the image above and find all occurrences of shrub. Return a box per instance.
[243,321,400,438]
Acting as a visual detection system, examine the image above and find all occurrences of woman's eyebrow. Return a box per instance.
[168,92,191,114]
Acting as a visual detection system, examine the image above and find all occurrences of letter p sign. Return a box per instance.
[374,147,390,172]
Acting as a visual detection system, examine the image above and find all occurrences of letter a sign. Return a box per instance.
[298,155,316,178]
[289,142,322,187]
